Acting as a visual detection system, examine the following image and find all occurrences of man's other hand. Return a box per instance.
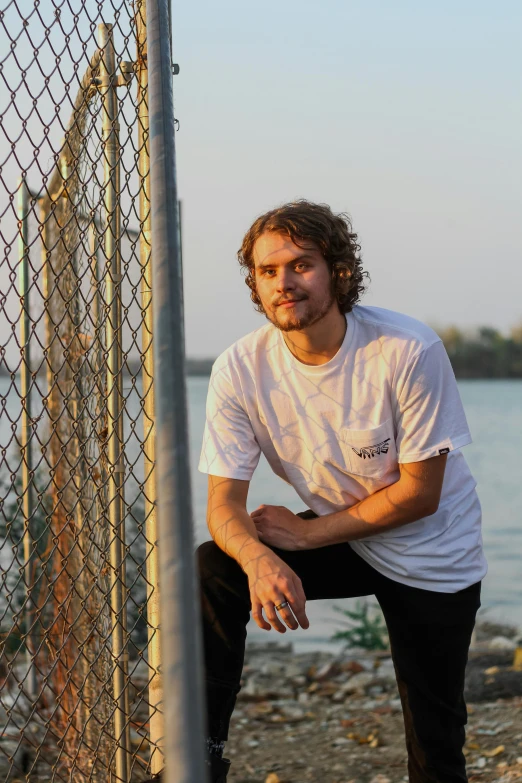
[250,504,310,551]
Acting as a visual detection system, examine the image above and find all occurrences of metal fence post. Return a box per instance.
[146,0,208,780]
[89,219,102,369]
[98,22,131,782]
[136,0,164,772]
[17,175,37,699]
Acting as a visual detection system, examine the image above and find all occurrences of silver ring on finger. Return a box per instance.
[275,600,290,611]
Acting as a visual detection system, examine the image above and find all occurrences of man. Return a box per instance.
[150,200,487,783]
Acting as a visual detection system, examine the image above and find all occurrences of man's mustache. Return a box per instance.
[273,295,308,307]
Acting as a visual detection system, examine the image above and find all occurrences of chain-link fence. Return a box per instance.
[0,1,180,779]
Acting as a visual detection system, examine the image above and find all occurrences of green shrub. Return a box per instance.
[331,599,389,651]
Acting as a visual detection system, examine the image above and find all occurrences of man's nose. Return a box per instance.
[275,268,296,291]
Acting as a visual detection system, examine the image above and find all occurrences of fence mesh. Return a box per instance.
[0,1,163,779]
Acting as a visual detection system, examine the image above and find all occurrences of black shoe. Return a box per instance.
[141,755,231,783]
[208,754,231,783]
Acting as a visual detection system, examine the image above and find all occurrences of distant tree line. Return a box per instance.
[1,327,521,380]
[185,326,522,380]
[185,358,215,376]
[435,325,522,379]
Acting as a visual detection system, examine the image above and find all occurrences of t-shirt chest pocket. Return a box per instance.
[339,419,397,478]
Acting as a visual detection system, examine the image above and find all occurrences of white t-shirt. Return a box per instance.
[199,306,487,592]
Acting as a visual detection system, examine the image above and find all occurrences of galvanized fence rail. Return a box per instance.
[0,1,205,781]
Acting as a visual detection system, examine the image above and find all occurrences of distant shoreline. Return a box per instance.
[185,358,215,376]
[1,359,522,380]
[2,328,522,381]
[0,358,215,379]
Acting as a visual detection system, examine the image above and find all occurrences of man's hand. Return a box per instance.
[250,504,310,550]
[206,477,310,634]
[242,545,309,633]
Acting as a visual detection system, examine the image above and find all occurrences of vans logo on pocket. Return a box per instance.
[351,438,391,459]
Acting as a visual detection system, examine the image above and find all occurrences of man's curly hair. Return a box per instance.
[238,200,368,315]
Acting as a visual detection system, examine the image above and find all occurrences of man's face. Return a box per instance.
[253,232,337,332]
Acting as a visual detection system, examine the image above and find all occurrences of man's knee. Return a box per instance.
[196,540,241,582]
[197,540,221,577]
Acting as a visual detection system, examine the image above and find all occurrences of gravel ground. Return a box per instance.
[225,628,522,783]
[1,623,521,782]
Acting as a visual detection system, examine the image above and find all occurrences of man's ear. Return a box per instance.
[333,262,353,295]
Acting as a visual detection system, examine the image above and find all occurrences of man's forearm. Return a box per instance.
[249,457,446,552]
[302,474,439,550]
[207,501,268,569]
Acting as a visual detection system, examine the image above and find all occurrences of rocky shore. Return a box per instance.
[227,622,522,783]
[1,621,521,782]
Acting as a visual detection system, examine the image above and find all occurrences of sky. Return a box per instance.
[0,0,520,365]
[171,0,522,357]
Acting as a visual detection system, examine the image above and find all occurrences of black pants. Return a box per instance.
[197,517,481,783]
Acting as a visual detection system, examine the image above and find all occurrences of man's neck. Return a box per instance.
[282,308,347,366]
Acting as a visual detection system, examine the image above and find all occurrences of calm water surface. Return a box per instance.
[1,377,521,651]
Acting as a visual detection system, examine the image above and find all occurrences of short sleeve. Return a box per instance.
[394,341,472,463]
[198,360,261,480]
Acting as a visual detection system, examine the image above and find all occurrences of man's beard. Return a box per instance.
[265,290,336,332]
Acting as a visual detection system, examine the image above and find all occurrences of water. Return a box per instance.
[1,377,521,651]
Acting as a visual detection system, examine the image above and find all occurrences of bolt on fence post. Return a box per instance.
[146,0,209,780]
[98,22,131,783]
[135,1,164,774]
[17,175,37,699]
